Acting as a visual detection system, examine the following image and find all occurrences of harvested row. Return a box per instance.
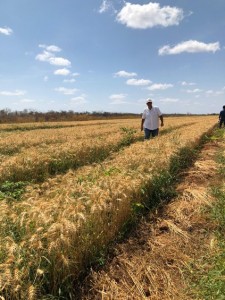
[0,117,196,184]
[0,116,216,299]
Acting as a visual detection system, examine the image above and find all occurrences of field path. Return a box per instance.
[80,132,224,300]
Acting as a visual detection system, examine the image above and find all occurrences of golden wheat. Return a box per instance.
[0,116,217,299]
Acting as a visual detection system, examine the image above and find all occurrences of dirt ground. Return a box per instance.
[80,137,224,300]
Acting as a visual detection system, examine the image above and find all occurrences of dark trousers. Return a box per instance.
[144,128,159,139]
[219,120,225,128]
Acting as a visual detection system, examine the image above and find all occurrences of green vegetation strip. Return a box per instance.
[0,181,29,201]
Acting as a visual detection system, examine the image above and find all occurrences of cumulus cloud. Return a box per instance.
[39,44,61,52]
[159,40,220,55]
[116,2,184,29]
[35,50,53,62]
[147,83,173,91]
[55,87,78,95]
[114,70,137,78]
[126,78,151,86]
[46,45,61,52]
[0,26,13,35]
[54,68,71,76]
[110,94,127,104]
[0,90,26,96]
[36,45,71,67]
[49,57,71,67]
[71,95,87,105]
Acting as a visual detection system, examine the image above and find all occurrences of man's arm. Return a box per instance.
[141,118,145,131]
[159,115,164,127]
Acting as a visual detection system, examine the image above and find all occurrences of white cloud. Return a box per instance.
[54,68,71,76]
[215,91,224,95]
[20,98,35,103]
[70,95,87,105]
[63,78,76,83]
[181,81,196,86]
[55,87,78,95]
[99,0,116,14]
[110,94,127,104]
[39,44,61,52]
[159,40,220,55]
[116,2,184,29]
[147,83,173,90]
[114,70,137,78]
[186,88,202,93]
[0,90,26,96]
[205,89,224,96]
[71,72,80,77]
[44,76,49,82]
[0,27,13,35]
[110,93,126,99]
[126,78,151,86]
[35,50,53,62]
[159,97,179,102]
[46,45,61,52]
[49,57,71,67]
[205,90,213,95]
[36,45,71,67]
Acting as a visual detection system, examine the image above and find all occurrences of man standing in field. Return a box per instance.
[141,99,164,139]
[219,105,225,128]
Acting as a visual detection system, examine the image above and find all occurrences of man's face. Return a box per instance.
[147,102,152,109]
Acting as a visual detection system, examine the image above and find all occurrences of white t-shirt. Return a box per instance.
[142,107,162,130]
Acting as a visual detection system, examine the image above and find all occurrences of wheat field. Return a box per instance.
[0,116,217,299]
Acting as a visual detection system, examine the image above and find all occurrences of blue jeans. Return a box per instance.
[144,128,159,139]
[219,120,225,128]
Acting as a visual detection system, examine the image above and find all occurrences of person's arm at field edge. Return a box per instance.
[160,115,164,127]
[141,118,145,131]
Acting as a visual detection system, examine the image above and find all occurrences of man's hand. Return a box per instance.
[141,119,144,131]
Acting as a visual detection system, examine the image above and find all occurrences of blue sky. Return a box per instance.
[0,0,225,114]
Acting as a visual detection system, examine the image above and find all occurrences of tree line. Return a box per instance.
[0,109,141,123]
[0,109,217,124]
